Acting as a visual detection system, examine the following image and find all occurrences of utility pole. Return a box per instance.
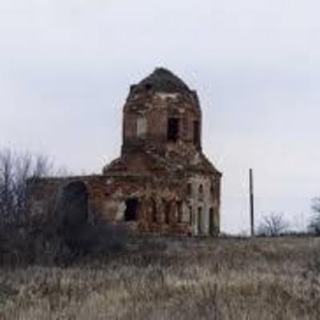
[249,168,255,237]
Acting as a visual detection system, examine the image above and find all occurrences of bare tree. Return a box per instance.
[308,198,320,235]
[0,150,15,221]
[0,149,54,225]
[257,212,289,237]
[0,148,130,265]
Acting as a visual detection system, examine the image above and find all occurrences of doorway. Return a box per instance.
[124,198,139,221]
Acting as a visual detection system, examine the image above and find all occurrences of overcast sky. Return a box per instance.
[1,0,320,234]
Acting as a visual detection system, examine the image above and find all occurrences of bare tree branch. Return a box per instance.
[0,148,59,226]
[0,149,15,219]
[257,212,289,237]
[308,198,320,235]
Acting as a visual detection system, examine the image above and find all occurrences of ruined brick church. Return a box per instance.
[29,68,222,236]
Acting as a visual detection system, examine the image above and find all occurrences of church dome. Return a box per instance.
[130,68,192,95]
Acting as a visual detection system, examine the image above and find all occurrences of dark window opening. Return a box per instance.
[197,207,203,234]
[130,84,137,92]
[124,198,139,221]
[198,184,204,201]
[59,181,89,228]
[151,199,157,222]
[189,206,193,225]
[177,201,183,223]
[167,118,179,142]
[187,183,192,196]
[193,120,200,146]
[210,183,214,195]
[209,208,215,235]
[164,202,171,224]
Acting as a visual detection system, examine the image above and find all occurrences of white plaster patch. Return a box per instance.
[191,153,201,165]
[137,116,147,137]
[105,179,113,185]
[116,201,126,221]
[156,93,179,100]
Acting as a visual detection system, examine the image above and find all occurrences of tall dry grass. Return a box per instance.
[1,236,320,320]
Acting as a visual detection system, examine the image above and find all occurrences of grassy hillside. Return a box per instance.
[1,237,320,320]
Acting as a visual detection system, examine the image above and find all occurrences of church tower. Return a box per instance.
[122,68,202,154]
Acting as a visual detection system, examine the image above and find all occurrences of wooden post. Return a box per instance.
[249,169,255,237]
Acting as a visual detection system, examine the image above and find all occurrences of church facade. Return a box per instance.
[28,68,222,236]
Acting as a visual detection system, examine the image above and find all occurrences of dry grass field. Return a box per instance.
[1,236,320,320]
